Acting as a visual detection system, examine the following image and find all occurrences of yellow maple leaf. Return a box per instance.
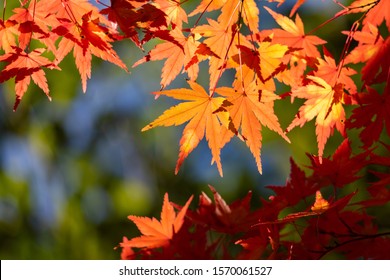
[142,81,229,176]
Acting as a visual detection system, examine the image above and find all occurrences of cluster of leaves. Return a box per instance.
[119,146,390,259]
[1,0,389,259]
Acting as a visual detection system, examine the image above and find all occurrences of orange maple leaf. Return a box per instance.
[193,19,246,91]
[9,1,59,51]
[363,0,390,30]
[0,19,18,53]
[142,81,229,176]
[192,18,234,91]
[217,0,259,33]
[216,78,290,173]
[263,6,326,58]
[287,75,346,162]
[121,193,193,249]
[343,23,384,65]
[314,48,357,96]
[0,47,60,110]
[153,0,188,29]
[133,28,199,89]
[40,0,105,23]
[240,0,260,34]
[191,0,259,91]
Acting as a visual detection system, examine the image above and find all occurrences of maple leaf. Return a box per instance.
[263,6,326,58]
[153,0,187,30]
[314,47,357,96]
[266,158,317,213]
[192,18,239,91]
[182,185,260,234]
[217,0,259,33]
[0,47,60,110]
[52,12,128,92]
[100,0,167,46]
[287,75,347,162]
[342,24,388,87]
[363,0,390,30]
[8,6,50,50]
[40,0,105,23]
[342,23,384,65]
[347,87,390,148]
[141,81,229,176]
[121,193,193,249]
[308,139,370,188]
[193,0,260,90]
[361,36,390,87]
[133,28,198,89]
[216,0,241,30]
[232,40,289,83]
[216,78,289,174]
[0,19,18,53]
[184,42,221,71]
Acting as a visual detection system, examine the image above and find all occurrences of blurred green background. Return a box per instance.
[0,0,386,259]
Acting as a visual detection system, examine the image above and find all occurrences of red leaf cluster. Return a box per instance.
[119,144,390,259]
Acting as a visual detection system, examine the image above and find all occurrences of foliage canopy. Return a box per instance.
[0,0,389,259]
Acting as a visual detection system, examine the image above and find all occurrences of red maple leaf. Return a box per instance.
[266,158,317,211]
[182,185,260,234]
[308,139,370,188]
[347,87,390,149]
[362,36,390,87]
[100,0,167,46]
